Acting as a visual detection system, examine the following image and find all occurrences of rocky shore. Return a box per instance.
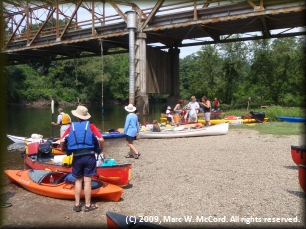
[1,129,305,228]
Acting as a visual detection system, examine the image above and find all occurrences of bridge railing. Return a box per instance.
[2,0,246,48]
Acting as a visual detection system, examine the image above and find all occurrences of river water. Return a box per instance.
[4,103,166,169]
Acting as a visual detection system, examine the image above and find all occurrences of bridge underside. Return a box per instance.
[2,0,305,65]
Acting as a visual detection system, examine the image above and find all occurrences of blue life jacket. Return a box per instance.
[66,121,99,155]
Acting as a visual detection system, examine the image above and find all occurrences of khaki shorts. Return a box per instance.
[204,112,211,121]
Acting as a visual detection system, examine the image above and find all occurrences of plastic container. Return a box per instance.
[102,159,117,167]
[96,154,104,167]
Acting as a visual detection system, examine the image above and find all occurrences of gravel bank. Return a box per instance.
[1,128,305,228]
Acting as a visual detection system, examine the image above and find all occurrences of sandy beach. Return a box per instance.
[1,128,305,228]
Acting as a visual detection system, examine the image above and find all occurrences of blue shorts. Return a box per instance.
[72,154,97,178]
[126,135,135,142]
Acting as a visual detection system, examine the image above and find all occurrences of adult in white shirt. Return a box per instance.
[188,96,200,122]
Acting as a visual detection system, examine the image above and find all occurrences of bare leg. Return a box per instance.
[83,176,92,207]
[74,177,83,206]
[126,141,138,155]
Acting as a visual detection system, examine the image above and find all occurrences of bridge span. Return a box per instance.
[1,0,305,114]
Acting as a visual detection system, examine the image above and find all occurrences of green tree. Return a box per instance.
[217,38,248,104]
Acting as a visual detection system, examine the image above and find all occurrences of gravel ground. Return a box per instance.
[1,128,305,228]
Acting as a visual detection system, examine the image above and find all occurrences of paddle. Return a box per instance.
[51,100,54,141]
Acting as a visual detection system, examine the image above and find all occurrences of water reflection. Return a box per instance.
[7,143,25,152]
[5,104,166,169]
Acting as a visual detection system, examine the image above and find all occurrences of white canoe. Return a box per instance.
[7,134,38,143]
[139,122,229,139]
[6,134,52,144]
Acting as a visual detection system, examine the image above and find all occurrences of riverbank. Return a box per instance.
[7,100,125,107]
[1,129,305,228]
[7,100,76,107]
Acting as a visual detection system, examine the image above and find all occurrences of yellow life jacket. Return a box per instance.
[61,113,70,125]
[62,154,73,167]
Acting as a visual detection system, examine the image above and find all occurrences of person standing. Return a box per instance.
[173,100,183,126]
[201,96,211,126]
[187,96,200,122]
[123,104,141,159]
[214,98,220,111]
[60,105,104,212]
[51,108,71,137]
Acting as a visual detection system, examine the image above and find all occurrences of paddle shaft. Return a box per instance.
[51,100,54,140]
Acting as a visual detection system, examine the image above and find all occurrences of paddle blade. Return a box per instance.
[51,100,54,114]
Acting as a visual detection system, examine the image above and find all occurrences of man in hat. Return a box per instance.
[60,105,104,212]
[123,104,141,159]
[51,108,71,137]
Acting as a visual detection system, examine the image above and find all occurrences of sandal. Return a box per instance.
[84,204,98,212]
[0,202,12,208]
[125,154,134,158]
[73,204,82,212]
[134,153,141,159]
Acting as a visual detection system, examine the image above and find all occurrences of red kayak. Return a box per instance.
[291,145,306,165]
[23,154,132,187]
[298,165,306,192]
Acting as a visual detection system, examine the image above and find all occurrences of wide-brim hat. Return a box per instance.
[71,105,91,120]
[125,104,137,113]
[167,106,171,109]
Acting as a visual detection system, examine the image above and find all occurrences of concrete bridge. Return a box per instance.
[1,0,305,114]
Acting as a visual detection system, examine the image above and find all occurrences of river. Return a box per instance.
[4,103,166,169]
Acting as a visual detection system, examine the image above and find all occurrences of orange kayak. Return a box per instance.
[5,169,123,201]
[24,154,132,187]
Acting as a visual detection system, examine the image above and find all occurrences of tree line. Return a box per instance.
[4,36,305,108]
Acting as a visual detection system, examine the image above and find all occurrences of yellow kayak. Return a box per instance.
[160,117,269,125]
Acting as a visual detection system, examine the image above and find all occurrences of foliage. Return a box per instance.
[220,106,305,122]
[5,37,305,108]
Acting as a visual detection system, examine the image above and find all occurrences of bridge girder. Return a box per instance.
[1,0,305,65]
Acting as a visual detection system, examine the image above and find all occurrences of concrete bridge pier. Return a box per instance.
[167,47,181,107]
[135,32,149,115]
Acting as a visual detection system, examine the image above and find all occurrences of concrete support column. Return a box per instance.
[168,47,181,106]
[135,32,149,115]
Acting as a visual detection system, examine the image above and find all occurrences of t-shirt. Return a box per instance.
[166,109,172,117]
[61,122,103,140]
[188,102,200,117]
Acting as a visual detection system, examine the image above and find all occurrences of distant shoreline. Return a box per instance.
[7,101,124,107]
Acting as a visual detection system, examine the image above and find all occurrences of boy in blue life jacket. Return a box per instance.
[60,105,104,213]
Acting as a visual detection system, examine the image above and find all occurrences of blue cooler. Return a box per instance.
[102,159,117,167]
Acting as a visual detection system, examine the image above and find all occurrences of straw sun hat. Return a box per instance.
[71,105,91,120]
[124,104,137,113]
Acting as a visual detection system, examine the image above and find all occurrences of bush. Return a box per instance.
[221,106,305,121]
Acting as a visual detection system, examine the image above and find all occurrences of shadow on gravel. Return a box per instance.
[287,190,306,198]
[123,183,133,189]
[283,165,298,170]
